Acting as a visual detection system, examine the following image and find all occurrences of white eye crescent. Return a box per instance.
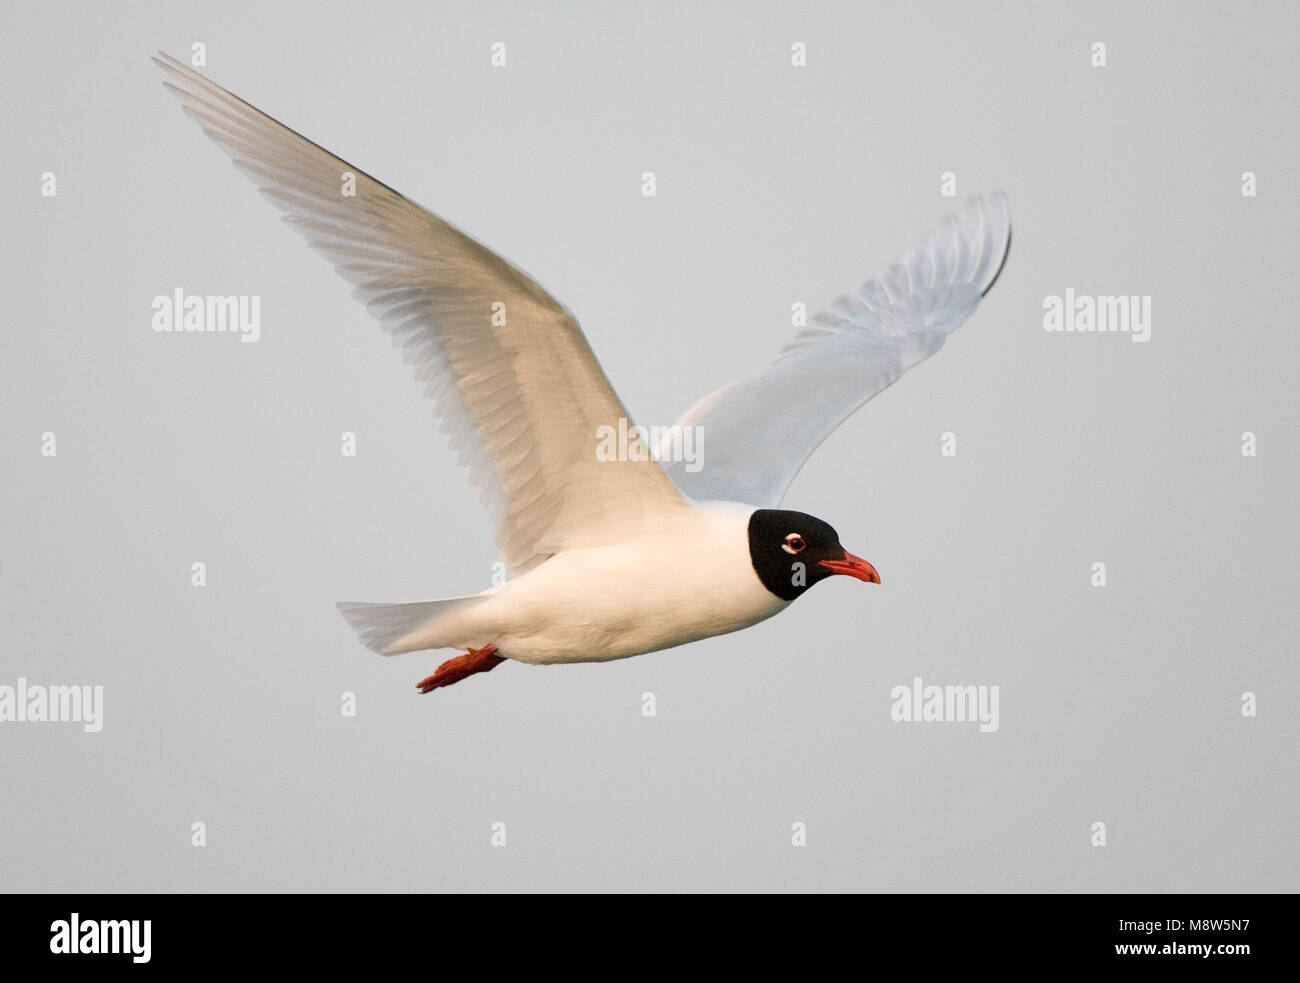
[782,533,806,554]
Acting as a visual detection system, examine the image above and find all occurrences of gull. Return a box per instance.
[154,53,1011,692]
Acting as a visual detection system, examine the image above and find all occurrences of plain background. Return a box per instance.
[2,0,1296,892]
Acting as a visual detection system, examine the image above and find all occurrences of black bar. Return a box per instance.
[2,894,1281,970]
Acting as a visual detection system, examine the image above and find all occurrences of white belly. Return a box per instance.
[432,502,788,664]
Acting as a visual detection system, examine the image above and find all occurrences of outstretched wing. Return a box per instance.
[660,193,1011,506]
[154,53,691,574]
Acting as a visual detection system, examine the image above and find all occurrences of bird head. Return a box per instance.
[747,508,880,602]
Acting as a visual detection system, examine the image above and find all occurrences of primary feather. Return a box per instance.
[661,193,1011,507]
[154,52,691,575]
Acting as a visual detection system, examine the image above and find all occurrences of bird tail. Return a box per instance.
[335,595,484,655]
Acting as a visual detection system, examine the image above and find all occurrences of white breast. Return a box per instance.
[432,501,788,664]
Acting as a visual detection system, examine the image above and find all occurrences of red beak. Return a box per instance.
[818,550,881,584]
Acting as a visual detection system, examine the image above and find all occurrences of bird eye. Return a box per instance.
[782,534,806,554]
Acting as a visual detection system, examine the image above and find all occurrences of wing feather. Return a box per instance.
[155,53,690,573]
[662,193,1011,506]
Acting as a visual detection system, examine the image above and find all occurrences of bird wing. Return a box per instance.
[660,193,1011,507]
[154,53,692,574]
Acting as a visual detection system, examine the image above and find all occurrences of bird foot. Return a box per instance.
[417,644,504,693]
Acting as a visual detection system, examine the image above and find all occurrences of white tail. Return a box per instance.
[335,595,482,655]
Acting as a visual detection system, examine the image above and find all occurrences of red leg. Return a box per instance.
[416,643,504,693]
